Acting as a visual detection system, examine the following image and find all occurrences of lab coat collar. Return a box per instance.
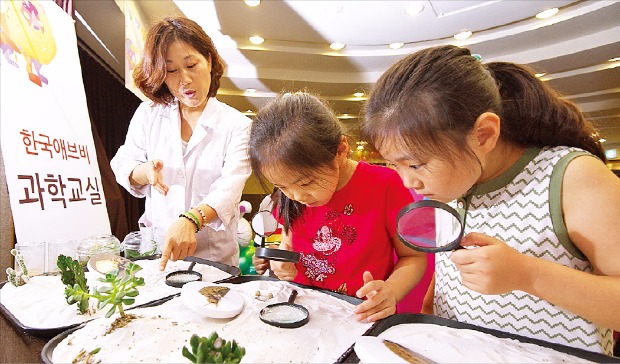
[175,97,218,156]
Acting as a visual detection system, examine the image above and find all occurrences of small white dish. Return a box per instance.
[181,281,244,319]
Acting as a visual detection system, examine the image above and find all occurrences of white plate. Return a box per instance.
[181,281,244,319]
[354,336,409,364]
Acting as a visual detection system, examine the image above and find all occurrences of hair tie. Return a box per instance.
[472,53,482,62]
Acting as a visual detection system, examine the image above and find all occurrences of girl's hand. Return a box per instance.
[450,232,529,294]
[252,254,270,275]
[159,217,198,271]
[270,259,297,281]
[148,159,169,196]
[353,271,397,322]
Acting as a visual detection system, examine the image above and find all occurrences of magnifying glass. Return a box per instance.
[396,199,466,253]
[251,210,300,263]
[259,289,309,328]
[165,261,203,288]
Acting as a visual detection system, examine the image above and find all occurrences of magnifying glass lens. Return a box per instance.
[396,200,465,253]
[251,211,279,237]
[397,206,438,248]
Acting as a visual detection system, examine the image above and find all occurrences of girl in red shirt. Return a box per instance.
[249,92,427,322]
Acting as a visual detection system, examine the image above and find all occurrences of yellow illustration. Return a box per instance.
[1,0,57,86]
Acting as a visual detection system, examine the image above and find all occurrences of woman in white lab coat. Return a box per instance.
[110,16,251,270]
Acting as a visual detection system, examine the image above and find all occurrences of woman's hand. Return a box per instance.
[450,232,529,294]
[159,217,198,271]
[353,271,397,322]
[147,159,169,195]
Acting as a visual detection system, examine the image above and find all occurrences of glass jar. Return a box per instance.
[77,234,121,266]
[121,230,159,259]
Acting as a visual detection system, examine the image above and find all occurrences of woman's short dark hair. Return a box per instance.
[133,16,225,105]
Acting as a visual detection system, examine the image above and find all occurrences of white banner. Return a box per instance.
[0,0,110,244]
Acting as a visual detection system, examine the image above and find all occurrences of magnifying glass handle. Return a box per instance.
[288,289,298,303]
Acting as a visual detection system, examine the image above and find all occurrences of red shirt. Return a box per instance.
[290,162,414,296]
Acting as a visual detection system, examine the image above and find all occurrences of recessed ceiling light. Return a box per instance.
[244,0,260,6]
[599,138,607,143]
[246,88,257,93]
[249,35,264,45]
[330,42,346,51]
[389,42,405,50]
[454,30,472,41]
[535,8,559,19]
[404,3,424,16]
[353,92,364,98]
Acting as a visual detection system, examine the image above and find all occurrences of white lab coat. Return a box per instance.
[110,97,252,266]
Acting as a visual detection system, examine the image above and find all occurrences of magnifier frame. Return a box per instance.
[251,210,300,263]
[259,289,309,328]
[396,199,466,253]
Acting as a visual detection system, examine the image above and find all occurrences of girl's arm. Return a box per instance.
[354,234,427,322]
[454,155,620,330]
[534,155,620,330]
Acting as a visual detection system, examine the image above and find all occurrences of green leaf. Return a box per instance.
[105,305,116,318]
[196,342,206,363]
[89,347,101,355]
[182,346,196,363]
[125,290,139,297]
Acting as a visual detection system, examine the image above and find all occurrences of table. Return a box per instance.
[0,310,47,363]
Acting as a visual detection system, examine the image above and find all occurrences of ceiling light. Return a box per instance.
[605,149,617,159]
[599,138,607,143]
[330,42,346,51]
[353,92,365,98]
[246,88,257,93]
[249,35,264,45]
[389,42,405,50]
[535,8,559,19]
[609,57,620,62]
[453,30,472,41]
[535,73,547,78]
[244,0,260,6]
[404,3,424,16]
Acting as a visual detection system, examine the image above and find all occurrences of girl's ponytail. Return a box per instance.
[486,62,605,161]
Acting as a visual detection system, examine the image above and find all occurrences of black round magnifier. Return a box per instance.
[259,289,309,328]
[396,199,466,253]
[251,210,300,263]
[165,261,202,288]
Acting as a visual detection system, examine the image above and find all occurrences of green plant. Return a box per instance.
[182,332,246,364]
[123,240,158,259]
[6,249,30,287]
[58,254,90,313]
[65,261,145,318]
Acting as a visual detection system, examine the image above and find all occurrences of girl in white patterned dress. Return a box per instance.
[362,45,620,355]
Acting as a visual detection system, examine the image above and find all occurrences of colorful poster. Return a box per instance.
[0,0,111,243]
[123,0,147,101]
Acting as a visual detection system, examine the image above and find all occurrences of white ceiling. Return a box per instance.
[74,0,620,156]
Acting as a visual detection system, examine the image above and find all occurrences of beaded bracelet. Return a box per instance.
[179,213,200,233]
[192,206,208,229]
